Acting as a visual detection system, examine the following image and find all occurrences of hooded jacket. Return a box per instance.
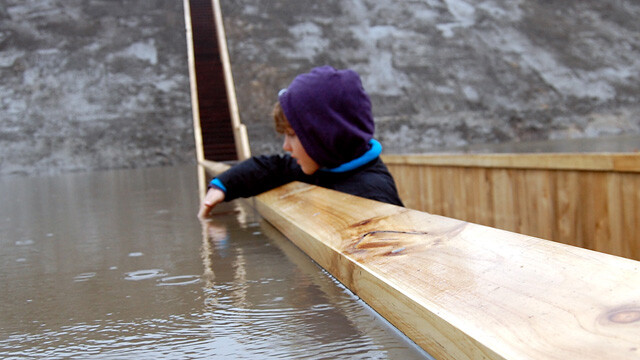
[209,66,403,207]
[278,66,374,169]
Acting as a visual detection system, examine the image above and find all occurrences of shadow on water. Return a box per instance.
[0,165,431,359]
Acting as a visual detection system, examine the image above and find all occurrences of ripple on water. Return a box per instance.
[74,272,97,282]
[124,269,166,281]
[157,275,201,286]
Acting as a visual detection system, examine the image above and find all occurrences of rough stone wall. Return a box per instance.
[2,1,639,177]
[0,0,193,176]
[220,0,640,155]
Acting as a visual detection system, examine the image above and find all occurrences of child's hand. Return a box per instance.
[198,188,226,219]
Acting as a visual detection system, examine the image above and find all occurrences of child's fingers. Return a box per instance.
[198,188,225,219]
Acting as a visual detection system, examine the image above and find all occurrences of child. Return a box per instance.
[198,66,403,219]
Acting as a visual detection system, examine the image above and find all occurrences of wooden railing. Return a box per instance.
[255,181,640,360]
[382,153,640,261]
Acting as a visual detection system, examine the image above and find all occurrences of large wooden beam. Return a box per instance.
[254,182,640,360]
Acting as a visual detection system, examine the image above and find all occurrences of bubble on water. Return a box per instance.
[15,239,35,246]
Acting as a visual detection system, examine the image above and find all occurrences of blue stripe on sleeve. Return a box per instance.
[209,178,227,193]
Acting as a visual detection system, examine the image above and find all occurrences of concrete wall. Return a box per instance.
[220,0,640,155]
[0,0,193,176]
[2,1,639,176]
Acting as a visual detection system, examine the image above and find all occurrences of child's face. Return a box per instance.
[283,130,320,175]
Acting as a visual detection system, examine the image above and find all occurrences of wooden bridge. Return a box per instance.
[188,1,640,358]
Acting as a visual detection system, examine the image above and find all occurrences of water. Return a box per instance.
[0,165,431,359]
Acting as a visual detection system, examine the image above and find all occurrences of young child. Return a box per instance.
[198,66,403,218]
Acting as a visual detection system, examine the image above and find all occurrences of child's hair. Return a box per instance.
[272,101,292,134]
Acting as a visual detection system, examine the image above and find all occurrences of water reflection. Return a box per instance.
[0,165,430,359]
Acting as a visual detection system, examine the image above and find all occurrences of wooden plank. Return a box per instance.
[555,171,582,248]
[621,173,640,260]
[212,0,251,161]
[183,0,205,164]
[255,181,640,360]
[199,159,231,175]
[382,153,640,172]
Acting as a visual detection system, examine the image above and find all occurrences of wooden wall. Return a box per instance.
[383,153,640,260]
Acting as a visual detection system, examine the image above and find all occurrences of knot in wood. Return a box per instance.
[607,308,640,324]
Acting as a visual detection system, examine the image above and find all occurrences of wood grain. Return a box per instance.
[255,182,640,360]
[383,154,640,260]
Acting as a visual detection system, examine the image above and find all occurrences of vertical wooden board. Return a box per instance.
[405,165,423,210]
[417,164,430,213]
[441,167,458,219]
[450,167,468,221]
[430,166,445,215]
[579,172,596,251]
[479,167,496,228]
[476,167,496,228]
[491,169,519,233]
[463,167,489,226]
[605,173,624,258]
[621,173,640,260]
[512,169,526,235]
[523,170,555,241]
[385,164,401,202]
[392,165,417,210]
[425,166,445,215]
[463,168,480,223]
[555,171,582,248]
[387,164,408,207]
[581,172,611,253]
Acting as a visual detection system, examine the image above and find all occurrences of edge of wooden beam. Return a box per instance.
[381,153,640,172]
[255,182,640,360]
[199,159,232,177]
[183,0,206,164]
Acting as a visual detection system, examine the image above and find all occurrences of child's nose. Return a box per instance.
[282,137,291,152]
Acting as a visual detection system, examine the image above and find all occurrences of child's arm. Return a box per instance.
[198,154,306,218]
[215,154,305,200]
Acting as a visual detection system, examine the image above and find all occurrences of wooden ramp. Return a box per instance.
[253,181,640,360]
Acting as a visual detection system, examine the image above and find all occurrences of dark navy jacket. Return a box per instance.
[213,154,404,207]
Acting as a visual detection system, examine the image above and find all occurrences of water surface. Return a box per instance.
[0,165,431,359]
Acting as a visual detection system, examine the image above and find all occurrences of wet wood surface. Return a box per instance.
[255,181,640,360]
